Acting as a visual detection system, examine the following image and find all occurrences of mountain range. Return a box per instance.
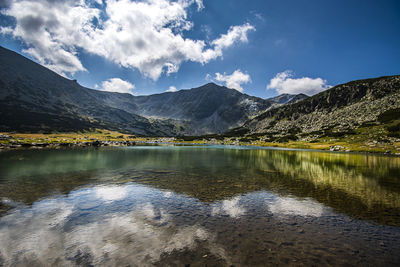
[1,46,399,140]
[229,75,400,141]
[0,46,307,136]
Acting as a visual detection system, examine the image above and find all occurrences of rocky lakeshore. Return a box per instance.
[1,133,399,157]
[0,139,137,149]
[0,133,140,149]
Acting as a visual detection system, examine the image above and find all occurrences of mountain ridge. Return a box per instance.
[0,46,305,135]
[228,74,400,142]
[4,45,396,142]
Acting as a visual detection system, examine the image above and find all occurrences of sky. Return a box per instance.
[0,0,399,98]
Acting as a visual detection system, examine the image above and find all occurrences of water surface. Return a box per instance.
[0,146,399,266]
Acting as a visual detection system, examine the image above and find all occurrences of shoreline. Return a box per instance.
[1,138,399,157]
[1,130,399,156]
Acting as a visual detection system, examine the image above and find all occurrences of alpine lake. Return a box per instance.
[0,145,399,266]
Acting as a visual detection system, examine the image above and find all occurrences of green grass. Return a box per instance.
[0,129,145,145]
[2,122,399,155]
[169,121,400,154]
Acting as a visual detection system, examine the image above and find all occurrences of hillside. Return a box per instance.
[228,75,400,145]
[131,84,270,135]
[0,46,176,136]
[0,46,303,136]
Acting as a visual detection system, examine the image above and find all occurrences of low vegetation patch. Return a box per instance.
[2,123,399,155]
[378,108,400,123]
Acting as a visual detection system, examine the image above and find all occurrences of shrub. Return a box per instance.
[324,129,356,137]
[277,134,298,142]
[387,123,400,133]
[378,108,400,123]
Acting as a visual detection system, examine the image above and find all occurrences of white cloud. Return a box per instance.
[166,86,177,92]
[209,23,254,54]
[100,78,135,94]
[200,24,212,40]
[267,70,331,95]
[254,13,265,22]
[215,69,251,92]
[194,0,204,11]
[1,0,254,80]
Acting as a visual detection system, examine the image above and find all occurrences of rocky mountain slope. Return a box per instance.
[0,46,176,136]
[267,93,308,105]
[230,75,400,141]
[131,83,274,135]
[128,85,307,135]
[0,46,304,135]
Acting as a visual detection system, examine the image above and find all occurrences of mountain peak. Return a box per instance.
[203,82,219,87]
[0,46,272,135]
[195,82,228,91]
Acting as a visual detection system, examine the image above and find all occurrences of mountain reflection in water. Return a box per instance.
[0,146,399,266]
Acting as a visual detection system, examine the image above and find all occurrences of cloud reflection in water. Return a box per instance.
[267,196,325,217]
[0,184,229,266]
[211,196,246,218]
[95,185,128,202]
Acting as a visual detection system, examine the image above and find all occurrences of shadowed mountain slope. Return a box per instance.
[0,46,174,135]
[0,46,306,135]
[131,83,274,134]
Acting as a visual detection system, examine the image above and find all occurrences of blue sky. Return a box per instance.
[0,0,399,98]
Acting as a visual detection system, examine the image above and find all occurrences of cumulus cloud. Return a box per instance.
[210,23,254,53]
[0,0,254,80]
[215,69,251,92]
[166,86,177,92]
[100,78,135,94]
[267,70,331,95]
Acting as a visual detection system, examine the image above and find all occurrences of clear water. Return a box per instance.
[0,145,399,266]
